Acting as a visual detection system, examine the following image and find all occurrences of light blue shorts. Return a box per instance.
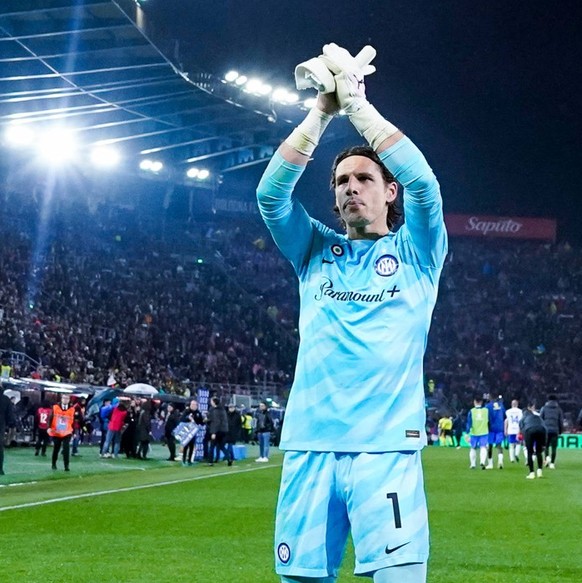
[274,450,428,578]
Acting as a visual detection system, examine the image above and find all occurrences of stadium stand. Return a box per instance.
[0,179,581,425]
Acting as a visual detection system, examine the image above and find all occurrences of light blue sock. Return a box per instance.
[373,563,427,583]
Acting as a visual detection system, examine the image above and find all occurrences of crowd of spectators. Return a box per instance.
[0,180,581,418]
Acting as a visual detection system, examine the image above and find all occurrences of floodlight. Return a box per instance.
[197,169,210,180]
[258,83,272,96]
[224,70,239,82]
[37,128,77,163]
[272,88,299,104]
[140,159,163,172]
[186,167,199,178]
[90,146,120,168]
[245,78,263,94]
[235,75,247,86]
[5,124,35,147]
[272,88,288,103]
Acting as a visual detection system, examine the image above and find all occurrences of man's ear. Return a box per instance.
[385,182,398,204]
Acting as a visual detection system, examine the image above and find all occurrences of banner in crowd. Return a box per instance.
[445,214,557,242]
[214,198,259,215]
[195,386,210,461]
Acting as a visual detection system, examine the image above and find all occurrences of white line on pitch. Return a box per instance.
[0,464,278,513]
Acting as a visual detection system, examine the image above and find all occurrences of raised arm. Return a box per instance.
[256,94,336,272]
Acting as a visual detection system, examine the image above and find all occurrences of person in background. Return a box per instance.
[254,401,274,463]
[452,412,464,449]
[438,415,453,447]
[520,401,547,479]
[48,394,79,471]
[207,397,230,466]
[98,398,113,453]
[466,396,489,470]
[34,399,52,457]
[164,403,182,461]
[100,400,129,459]
[241,410,253,444]
[71,397,86,456]
[485,394,506,469]
[181,399,204,465]
[136,399,152,460]
[121,399,138,458]
[504,399,523,463]
[0,387,16,475]
[226,403,242,466]
[540,394,564,469]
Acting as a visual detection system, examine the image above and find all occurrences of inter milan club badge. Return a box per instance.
[374,254,399,277]
[277,543,291,564]
[331,244,344,257]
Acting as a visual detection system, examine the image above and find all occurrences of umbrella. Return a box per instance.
[123,383,159,396]
[3,389,21,404]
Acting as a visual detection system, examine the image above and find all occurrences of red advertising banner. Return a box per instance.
[445,214,556,242]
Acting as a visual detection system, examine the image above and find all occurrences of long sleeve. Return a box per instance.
[380,137,447,269]
[256,152,315,273]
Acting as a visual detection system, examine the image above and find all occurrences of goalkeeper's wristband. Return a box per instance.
[347,101,399,151]
[285,107,333,157]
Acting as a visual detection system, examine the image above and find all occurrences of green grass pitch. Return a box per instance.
[1,445,580,582]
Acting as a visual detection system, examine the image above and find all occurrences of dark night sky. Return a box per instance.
[143,0,581,241]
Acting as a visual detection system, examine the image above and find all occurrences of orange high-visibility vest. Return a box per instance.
[48,405,75,438]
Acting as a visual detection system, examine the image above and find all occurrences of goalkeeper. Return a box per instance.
[256,43,447,583]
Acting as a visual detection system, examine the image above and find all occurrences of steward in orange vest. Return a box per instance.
[48,394,76,471]
[48,403,75,438]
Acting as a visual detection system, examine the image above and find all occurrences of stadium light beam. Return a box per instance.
[224,70,239,82]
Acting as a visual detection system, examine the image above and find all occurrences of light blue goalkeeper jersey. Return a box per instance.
[256,137,447,452]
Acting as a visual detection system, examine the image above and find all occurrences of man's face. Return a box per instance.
[190,401,198,411]
[334,155,397,234]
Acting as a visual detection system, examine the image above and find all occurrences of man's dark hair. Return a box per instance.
[330,145,401,231]
[547,395,557,401]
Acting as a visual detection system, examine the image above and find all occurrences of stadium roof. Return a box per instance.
[0,0,336,181]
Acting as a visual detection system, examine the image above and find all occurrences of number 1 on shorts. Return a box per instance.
[386,492,402,529]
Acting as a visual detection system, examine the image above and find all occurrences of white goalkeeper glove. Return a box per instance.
[294,45,376,94]
[321,43,399,151]
[320,43,376,111]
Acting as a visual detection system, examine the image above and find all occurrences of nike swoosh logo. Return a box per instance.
[322,258,335,264]
[385,541,410,555]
